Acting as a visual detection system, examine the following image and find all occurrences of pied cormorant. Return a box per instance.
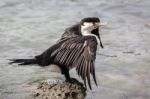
[9,17,105,89]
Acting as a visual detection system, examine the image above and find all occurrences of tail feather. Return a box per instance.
[9,59,36,65]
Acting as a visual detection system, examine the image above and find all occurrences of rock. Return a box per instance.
[34,79,87,99]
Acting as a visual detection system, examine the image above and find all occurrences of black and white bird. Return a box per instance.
[9,17,105,89]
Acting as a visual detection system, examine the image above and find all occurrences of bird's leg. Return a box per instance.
[64,70,71,81]
[65,73,81,85]
[60,66,78,83]
[57,64,83,86]
[60,65,83,86]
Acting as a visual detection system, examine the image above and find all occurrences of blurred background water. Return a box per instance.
[0,0,150,99]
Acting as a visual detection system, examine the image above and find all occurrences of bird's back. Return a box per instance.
[61,23,82,39]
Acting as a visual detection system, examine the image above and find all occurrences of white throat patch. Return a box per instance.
[81,22,94,32]
[81,25,100,49]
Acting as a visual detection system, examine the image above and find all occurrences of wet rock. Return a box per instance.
[34,79,86,99]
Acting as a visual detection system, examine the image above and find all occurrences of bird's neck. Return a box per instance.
[81,29,100,49]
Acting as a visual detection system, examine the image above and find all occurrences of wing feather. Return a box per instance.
[65,50,76,66]
[83,60,88,79]
[61,49,71,64]
[76,57,84,74]
[52,36,98,89]
[55,50,65,62]
[92,62,97,86]
[87,62,91,89]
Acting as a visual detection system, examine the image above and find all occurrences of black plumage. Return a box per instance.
[61,23,82,39]
[9,17,104,89]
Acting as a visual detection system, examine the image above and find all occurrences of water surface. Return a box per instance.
[0,0,150,99]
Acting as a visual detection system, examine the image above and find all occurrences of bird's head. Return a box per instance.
[80,17,106,48]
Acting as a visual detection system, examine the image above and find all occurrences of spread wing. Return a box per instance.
[51,36,98,89]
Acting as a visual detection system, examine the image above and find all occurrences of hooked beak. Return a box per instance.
[95,22,107,27]
[100,22,107,26]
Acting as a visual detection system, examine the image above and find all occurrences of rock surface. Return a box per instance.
[34,79,86,99]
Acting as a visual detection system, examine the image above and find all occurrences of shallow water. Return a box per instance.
[0,0,150,99]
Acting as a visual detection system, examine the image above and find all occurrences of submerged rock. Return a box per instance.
[34,79,86,99]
